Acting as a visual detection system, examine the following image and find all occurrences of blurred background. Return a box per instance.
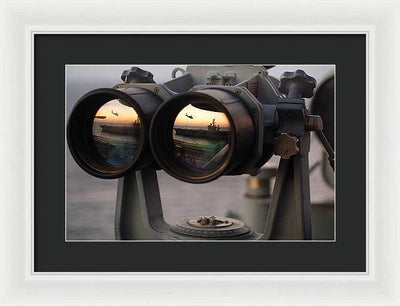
[66,65,334,240]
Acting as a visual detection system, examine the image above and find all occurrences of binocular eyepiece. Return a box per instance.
[150,88,262,183]
[67,86,162,179]
[67,66,318,183]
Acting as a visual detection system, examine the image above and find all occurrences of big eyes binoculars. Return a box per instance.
[67,65,334,240]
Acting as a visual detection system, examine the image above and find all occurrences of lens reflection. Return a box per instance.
[92,99,142,166]
[172,103,231,173]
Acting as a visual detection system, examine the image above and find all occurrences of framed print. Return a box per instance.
[1,0,399,305]
[38,35,358,272]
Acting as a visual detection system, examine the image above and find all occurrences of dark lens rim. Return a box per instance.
[67,88,146,179]
[150,92,236,183]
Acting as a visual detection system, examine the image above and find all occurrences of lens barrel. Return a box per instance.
[150,88,256,183]
[67,87,162,178]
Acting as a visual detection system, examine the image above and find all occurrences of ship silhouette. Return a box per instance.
[99,119,141,136]
[174,119,228,140]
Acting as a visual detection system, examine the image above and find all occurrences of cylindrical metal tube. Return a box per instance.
[150,88,256,183]
[67,87,162,178]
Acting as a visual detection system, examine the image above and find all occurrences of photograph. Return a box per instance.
[66,64,335,241]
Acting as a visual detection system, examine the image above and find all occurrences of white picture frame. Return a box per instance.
[1,0,399,305]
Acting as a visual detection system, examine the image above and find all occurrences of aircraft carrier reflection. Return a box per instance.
[92,100,142,166]
[99,118,141,136]
[172,119,231,171]
[174,118,229,140]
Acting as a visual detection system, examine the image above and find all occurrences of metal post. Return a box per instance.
[114,169,169,240]
[261,133,312,240]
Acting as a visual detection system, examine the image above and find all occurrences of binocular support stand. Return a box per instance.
[114,169,172,240]
[262,133,312,240]
[114,134,312,241]
[114,169,256,240]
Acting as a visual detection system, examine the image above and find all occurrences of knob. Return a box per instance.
[273,133,299,159]
[278,69,316,98]
[121,66,155,83]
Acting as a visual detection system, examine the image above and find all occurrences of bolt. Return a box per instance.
[153,87,160,93]
[305,115,323,132]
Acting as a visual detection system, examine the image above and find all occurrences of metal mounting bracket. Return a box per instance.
[261,133,312,240]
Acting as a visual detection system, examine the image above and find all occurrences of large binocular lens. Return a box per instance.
[150,89,256,183]
[68,87,259,182]
[172,104,231,173]
[67,87,162,178]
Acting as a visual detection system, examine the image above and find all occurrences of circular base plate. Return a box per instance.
[171,216,251,238]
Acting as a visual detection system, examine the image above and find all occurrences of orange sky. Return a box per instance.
[94,99,138,124]
[174,104,230,127]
